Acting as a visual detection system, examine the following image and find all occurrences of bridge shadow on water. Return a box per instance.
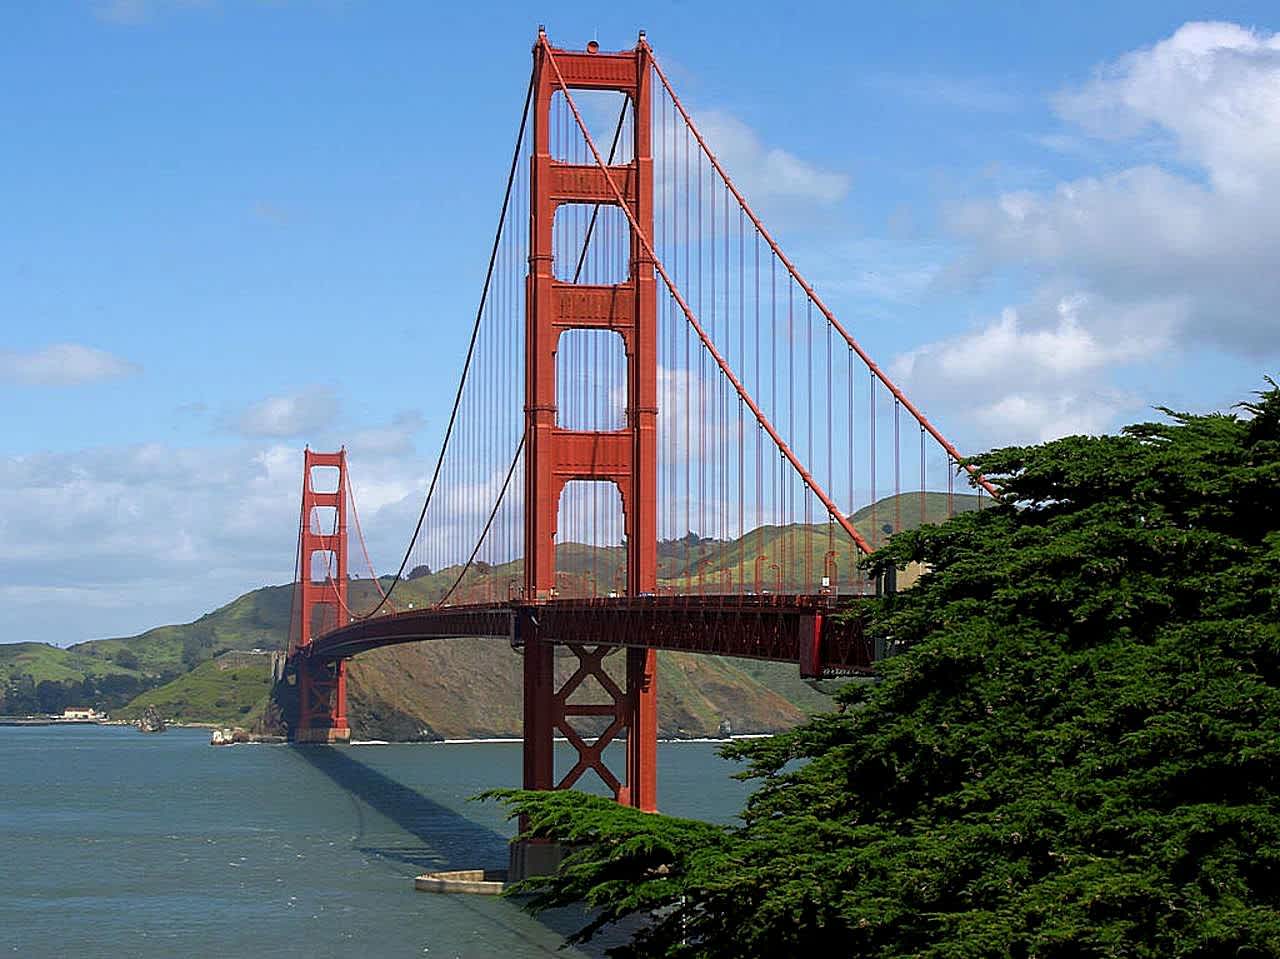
[287,744,508,872]
[287,745,627,957]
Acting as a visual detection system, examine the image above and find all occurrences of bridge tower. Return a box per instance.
[288,448,352,744]
[521,32,659,813]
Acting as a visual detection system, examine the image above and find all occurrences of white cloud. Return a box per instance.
[891,294,1162,444]
[0,343,141,386]
[696,110,850,206]
[565,89,849,210]
[915,21,1280,444]
[1054,22,1280,195]
[0,437,429,644]
[236,387,338,438]
[971,391,1127,445]
[949,159,1280,354]
[953,22,1280,355]
[655,364,740,458]
[348,411,426,457]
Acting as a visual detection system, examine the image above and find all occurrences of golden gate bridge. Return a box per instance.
[278,30,993,857]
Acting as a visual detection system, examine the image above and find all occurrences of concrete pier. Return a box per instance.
[508,839,567,881]
[414,869,509,895]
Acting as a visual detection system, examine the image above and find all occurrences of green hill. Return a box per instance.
[0,586,299,716]
[114,654,273,726]
[656,491,984,591]
[0,643,148,715]
[70,584,294,677]
[2,491,980,733]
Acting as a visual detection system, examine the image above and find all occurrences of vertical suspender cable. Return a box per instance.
[357,70,534,618]
[894,399,902,538]
[641,41,997,502]
[542,42,874,557]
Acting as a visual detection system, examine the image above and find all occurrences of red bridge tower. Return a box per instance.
[521,33,659,813]
[288,448,352,744]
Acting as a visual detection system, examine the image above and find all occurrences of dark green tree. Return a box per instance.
[113,648,140,671]
[495,382,1280,958]
[2,676,38,715]
[35,680,74,714]
[96,673,144,708]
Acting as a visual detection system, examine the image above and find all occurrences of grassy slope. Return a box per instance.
[1,586,295,694]
[0,642,146,685]
[68,584,295,676]
[115,657,273,726]
[659,492,983,590]
[12,491,977,732]
[344,640,806,740]
[388,492,982,605]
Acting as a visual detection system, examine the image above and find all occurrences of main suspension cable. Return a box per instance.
[541,38,875,554]
[641,39,997,500]
[356,69,535,619]
[435,96,632,606]
[435,435,526,607]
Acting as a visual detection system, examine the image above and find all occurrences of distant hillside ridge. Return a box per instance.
[2,491,981,734]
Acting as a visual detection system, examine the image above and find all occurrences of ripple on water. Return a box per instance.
[0,725,753,957]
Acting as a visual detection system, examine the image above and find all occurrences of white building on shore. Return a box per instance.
[60,707,104,721]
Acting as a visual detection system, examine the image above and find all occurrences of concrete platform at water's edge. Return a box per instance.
[415,869,509,895]
[415,840,568,894]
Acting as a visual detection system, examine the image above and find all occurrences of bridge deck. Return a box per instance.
[305,594,873,678]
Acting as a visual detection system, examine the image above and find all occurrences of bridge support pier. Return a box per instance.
[621,647,658,811]
[519,615,658,812]
[293,657,350,744]
[514,614,657,879]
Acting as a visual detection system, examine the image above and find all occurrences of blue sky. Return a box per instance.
[3,1,1278,644]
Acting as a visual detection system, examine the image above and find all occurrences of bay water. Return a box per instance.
[0,725,755,957]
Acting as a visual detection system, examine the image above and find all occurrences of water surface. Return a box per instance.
[0,725,754,957]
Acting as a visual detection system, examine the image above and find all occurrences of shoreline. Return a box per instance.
[0,718,105,727]
[4,721,775,746]
[353,733,774,746]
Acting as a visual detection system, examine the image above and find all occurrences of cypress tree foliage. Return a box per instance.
[493,382,1280,958]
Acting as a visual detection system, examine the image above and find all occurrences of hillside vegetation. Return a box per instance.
[0,585,296,715]
[343,640,807,741]
[114,655,273,727]
[0,643,148,714]
[3,491,979,736]
[498,384,1280,957]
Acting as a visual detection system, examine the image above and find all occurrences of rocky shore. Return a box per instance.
[210,726,285,746]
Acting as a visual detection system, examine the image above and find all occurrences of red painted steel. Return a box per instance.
[641,41,1000,501]
[523,31,658,811]
[539,37,875,556]
[282,32,999,822]
[290,449,351,743]
[308,595,873,678]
